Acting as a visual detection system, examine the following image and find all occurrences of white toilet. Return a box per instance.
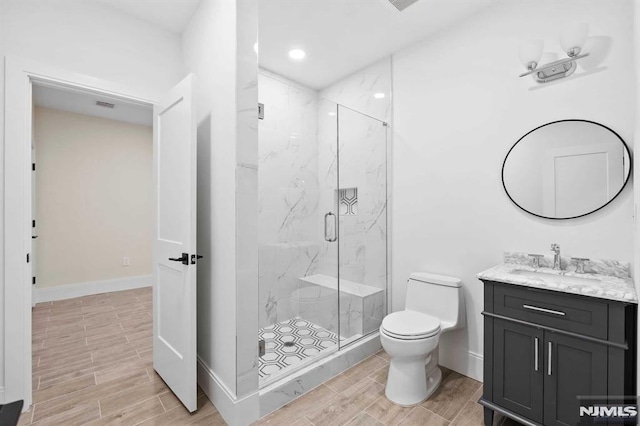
[380,272,464,406]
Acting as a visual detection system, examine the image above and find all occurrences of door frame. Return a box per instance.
[3,56,157,410]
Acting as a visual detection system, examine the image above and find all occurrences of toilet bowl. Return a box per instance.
[380,272,464,406]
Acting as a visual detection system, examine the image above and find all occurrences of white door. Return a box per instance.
[542,142,624,217]
[153,74,198,412]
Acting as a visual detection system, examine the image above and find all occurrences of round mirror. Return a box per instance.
[503,120,631,219]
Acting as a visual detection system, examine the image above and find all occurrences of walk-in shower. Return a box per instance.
[257,69,389,387]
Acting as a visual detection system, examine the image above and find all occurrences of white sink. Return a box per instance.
[510,269,602,287]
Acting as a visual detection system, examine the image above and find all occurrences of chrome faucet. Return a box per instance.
[551,244,561,270]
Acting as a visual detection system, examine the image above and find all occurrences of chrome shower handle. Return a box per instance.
[324,212,337,242]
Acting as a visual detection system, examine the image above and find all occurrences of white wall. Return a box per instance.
[34,107,152,288]
[182,0,259,415]
[182,0,239,396]
[392,0,636,380]
[0,0,185,396]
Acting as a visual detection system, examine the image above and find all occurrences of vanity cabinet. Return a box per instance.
[480,280,636,426]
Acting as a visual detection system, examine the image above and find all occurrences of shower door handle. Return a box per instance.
[324,212,337,242]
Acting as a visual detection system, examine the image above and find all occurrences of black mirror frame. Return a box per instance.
[502,119,633,220]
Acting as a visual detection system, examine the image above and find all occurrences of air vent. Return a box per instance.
[96,101,115,109]
[388,0,420,11]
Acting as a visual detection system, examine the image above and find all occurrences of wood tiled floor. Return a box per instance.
[21,288,518,426]
[254,351,519,426]
[20,287,223,426]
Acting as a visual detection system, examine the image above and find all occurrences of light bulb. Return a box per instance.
[288,49,306,60]
[560,23,588,57]
[519,40,544,71]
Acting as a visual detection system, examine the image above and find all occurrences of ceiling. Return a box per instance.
[94,0,201,34]
[259,0,496,89]
[33,85,153,127]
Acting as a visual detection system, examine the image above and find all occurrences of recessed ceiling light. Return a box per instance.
[328,112,336,116]
[253,42,259,54]
[289,49,306,60]
[374,92,386,99]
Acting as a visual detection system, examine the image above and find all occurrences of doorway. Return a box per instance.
[4,58,200,417]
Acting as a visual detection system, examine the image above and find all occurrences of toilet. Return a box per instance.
[380,272,464,406]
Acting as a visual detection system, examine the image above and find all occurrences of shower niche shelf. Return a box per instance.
[338,188,358,216]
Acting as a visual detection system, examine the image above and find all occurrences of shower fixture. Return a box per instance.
[388,0,420,12]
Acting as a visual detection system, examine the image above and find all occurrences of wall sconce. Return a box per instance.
[519,23,589,83]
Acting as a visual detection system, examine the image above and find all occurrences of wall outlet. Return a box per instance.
[122,257,130,266]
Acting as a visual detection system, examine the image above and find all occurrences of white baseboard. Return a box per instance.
[34,275,152,303]
[439,344,484,382]
[197,356,259,426]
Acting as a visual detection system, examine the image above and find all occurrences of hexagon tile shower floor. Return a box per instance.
[258,317,338,385]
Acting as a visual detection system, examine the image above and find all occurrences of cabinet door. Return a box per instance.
[493,319,544,423]
[544,332,607,426]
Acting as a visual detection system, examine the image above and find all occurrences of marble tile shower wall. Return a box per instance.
[258,58,392,337]
[258,70,326,329]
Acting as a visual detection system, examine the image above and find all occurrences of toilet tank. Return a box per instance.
[405,272,465,331]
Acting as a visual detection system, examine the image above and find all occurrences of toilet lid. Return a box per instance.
[381,311,440,339]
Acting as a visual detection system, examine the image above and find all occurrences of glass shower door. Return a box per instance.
[256,82,340,387]
[337,105,388,347]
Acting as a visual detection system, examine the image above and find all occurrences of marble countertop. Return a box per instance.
[477,263,637,304]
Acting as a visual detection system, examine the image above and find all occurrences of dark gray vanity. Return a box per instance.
[478,256,637,426]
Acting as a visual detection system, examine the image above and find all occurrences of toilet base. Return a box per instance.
[385,354,442,407]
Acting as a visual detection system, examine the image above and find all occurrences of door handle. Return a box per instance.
[547,341,552,376]
[190,254,203,265]
[534,337,539,371]
[169,253,189,265]
[523,304,566,316]
[324,212,337,242]
[32,236,38,239]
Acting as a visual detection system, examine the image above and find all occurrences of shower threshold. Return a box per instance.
[259,317,362,387]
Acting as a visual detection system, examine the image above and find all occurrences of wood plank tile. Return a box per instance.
[365,395,413,425]
[137,347,153,361]
[83,311,119,324]
[137,396,216,426]
[34,352,92,373]
[39,355,140,388]
[369,364,388,385]
[126,329,151,342]
[450,401,484,426]
[94,357,152,385]
[83,323,123,338]
[98,375,168,416]
[421,372,482,421]
[33,374,96,404]
[17,408,33,426]
[91,343,139,362]
[86,396,164,426]
[81,305,116,314]
[189,411,228,426]
[325,355,388,393]
[158,391,182,411]
[398,407,449,426]
[306,378,384,426]
[32,370,151,423]
[31,402,100,426]
[41,335,86,350]
[345,412,385,426]
[375,349,391,361]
